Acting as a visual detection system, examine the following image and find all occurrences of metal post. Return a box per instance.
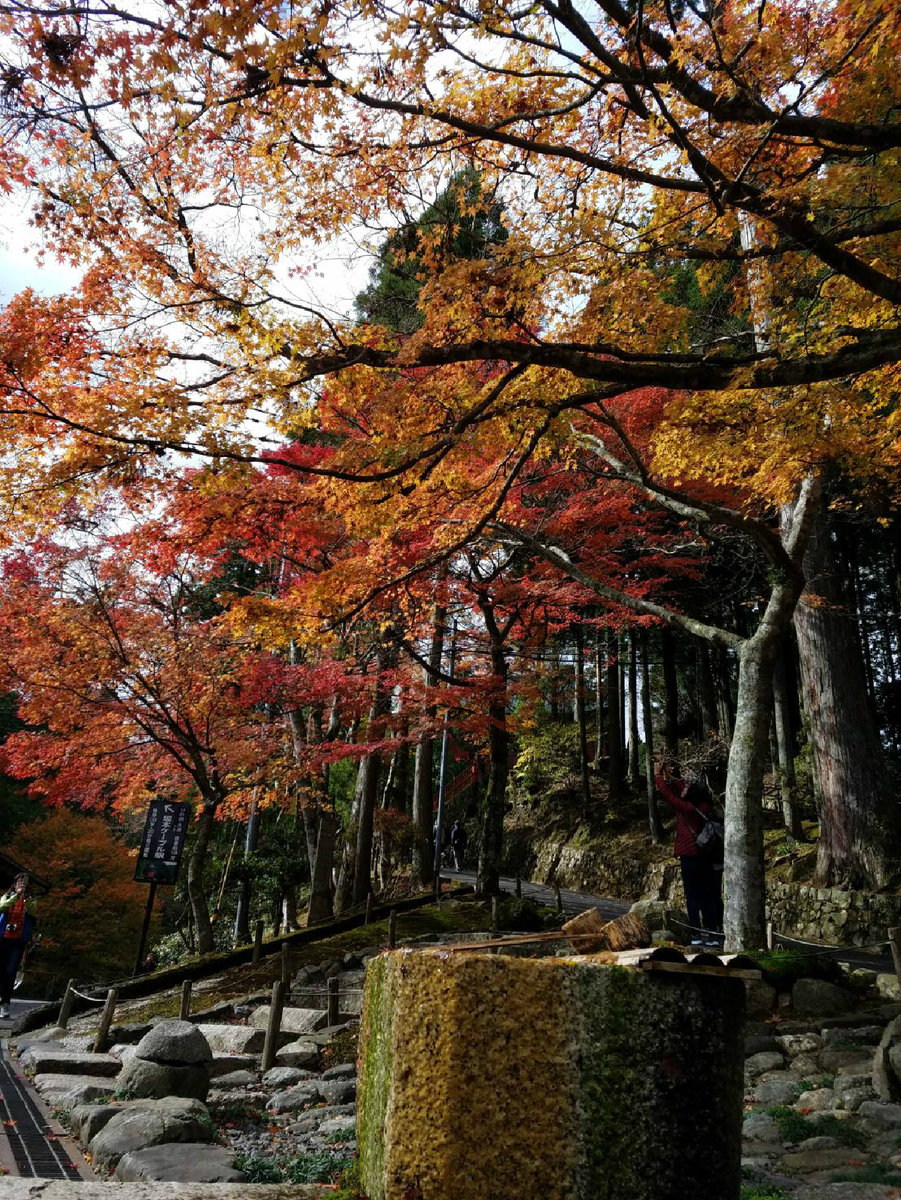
[388,909,397,949]
[433,620,458,896]
[179,979,192,1021]
[261,980,285,1074]
[57,979,76,1030]
[93,988,118,1054]
[132,880,157,978]
[327,976,339,1026]
[252,919,264,964]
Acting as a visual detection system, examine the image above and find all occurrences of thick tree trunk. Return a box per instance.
[574,624,591,811]
[723,623,783,949]
[300,803,318,878]
[714,645,735,738]
[477,605,509,896]
[772,645,802,839]
[662,627,679,759]
[187,799,218,956]
[627,629,640,786]
[352,751,381,904]
[641,630,664,843]
[606,629,623,799]
[698,645,719,738]
[549,640,561,720]
[307,812,336,924]
[392,737,410,812]
[794,512,897,887]
[412,605,444,886]
[284,884,300,931]
[594,627,605,765]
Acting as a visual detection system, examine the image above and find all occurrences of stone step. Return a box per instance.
[32,1073,118,1107]
[20,1048,122,1077]
[211,1052,258,1078]
[196,1024,266,1055]
[115,1143,247,1183]
[249,1006,327,1035]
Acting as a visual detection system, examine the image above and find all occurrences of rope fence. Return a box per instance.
[39,887,901,1055]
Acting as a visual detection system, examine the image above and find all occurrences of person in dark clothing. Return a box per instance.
[0,874,37,1018]
[450,820,468,870]
[654,767,723,945]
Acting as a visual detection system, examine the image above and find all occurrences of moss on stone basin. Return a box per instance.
[358,950,745,1200]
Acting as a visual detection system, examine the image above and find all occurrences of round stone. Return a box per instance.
[135,1020,213,1065]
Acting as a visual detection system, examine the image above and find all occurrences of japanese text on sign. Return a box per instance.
[134,800,190,885]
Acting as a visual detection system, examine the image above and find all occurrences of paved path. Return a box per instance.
[442,869,630,921]
[442,870,895,972]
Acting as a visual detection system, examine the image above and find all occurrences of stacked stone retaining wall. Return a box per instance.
[503,823,901,948]
[765,880,901,948]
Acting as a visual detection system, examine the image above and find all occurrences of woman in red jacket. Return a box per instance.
[654,766,723,946]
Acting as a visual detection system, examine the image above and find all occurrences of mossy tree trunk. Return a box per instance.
[795,511,897,887]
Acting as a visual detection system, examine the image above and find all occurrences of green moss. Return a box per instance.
[752,949,840,986]
[574,965,745,1198]
[121,902,491,1024]
[357,955,393,1198]
[830,1165,901,1185]
[333,1163,368,1199]
[764,1106,866,1148]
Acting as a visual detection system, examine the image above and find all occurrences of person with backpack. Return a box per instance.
[655,764,724,946]
[0,873,37,1019]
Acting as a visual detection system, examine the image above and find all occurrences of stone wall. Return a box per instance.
[502,819,901,949]
[641,867,900,949]
[765,881,901,949]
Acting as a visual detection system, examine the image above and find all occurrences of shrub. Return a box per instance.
[512,721,582,796]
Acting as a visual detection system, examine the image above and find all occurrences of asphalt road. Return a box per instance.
[442,869,631,921]
[0,997,51,1031]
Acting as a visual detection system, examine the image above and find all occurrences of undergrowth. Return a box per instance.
[764,1106,867,1148]
[830,1165,901,1185]
[233,1151,354,1185]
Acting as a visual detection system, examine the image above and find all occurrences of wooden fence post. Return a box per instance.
[179,979,192,1021]
[327,976,339,1026]
[555,884,563,914]
[92,988,118,1054]
[281,941,290,986]
[766,922,774,951]
[388,909,397,950]
[57,979,76,1030]
[261,980,285,1075]
[365,893,374,925]
[252,920,264,964]
[515,876,522,899]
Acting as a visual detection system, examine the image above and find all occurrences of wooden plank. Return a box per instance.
[640,960,760,980]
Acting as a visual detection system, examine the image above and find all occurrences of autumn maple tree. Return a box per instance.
[0,0,895,946]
